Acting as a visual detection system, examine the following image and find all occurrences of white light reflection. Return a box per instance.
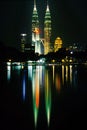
[52,65,55,84]
[7,61,11,66]
[65,65,68,83]
[62,65,64,85]
[39,66,45,88]
[28,65,32,80]
[70,65,72,85]
[32,68,36,98]
[7,65,11,81]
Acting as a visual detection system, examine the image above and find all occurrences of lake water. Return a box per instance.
[1,63,87,130]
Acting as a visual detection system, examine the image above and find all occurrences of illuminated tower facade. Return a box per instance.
[32,0,40,54]
[44,1,52,54]
[54,37,63,52]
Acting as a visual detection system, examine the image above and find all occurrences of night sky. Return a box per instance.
[0,0,87,49]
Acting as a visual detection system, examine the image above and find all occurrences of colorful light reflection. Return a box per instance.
[45,70,51,126]
[32,66,40,127]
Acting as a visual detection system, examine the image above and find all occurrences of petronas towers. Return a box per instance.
[32,0,52,54]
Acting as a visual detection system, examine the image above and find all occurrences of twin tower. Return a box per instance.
[32,0,52,55]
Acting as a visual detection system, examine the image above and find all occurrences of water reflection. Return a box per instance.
[28,65,78,127]
[62,65,64,85]
[32,66,40,127]
[70,65,72,85]
[52,65,55,84]
[28,65,32,80]
[65,65,68,83]
[7,65,11,81]
[22,69,26,101]
[55,66,61,93]
[61,65,77,87]
[45,69,51,125]
[28,65,52,127]
[5,64,79,128]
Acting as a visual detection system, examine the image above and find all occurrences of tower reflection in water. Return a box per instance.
[32,66,40,127]
[28,65,52,127]
[45,69,51,126]
[28,66,43,127]
[21,64,78,128]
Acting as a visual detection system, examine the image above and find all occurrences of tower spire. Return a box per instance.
[34,0,36,10]
[46,0,49,11]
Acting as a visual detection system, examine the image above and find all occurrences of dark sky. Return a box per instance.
[0,0,87,49]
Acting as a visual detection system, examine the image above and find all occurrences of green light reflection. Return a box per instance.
[45,70,51,126]
[32,66,40,127]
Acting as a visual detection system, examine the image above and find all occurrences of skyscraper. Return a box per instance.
[32,0,40,54]
[44,1,52,54]
[32,0,52,55]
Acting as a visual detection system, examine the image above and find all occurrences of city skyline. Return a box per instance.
[0,0,87,49]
